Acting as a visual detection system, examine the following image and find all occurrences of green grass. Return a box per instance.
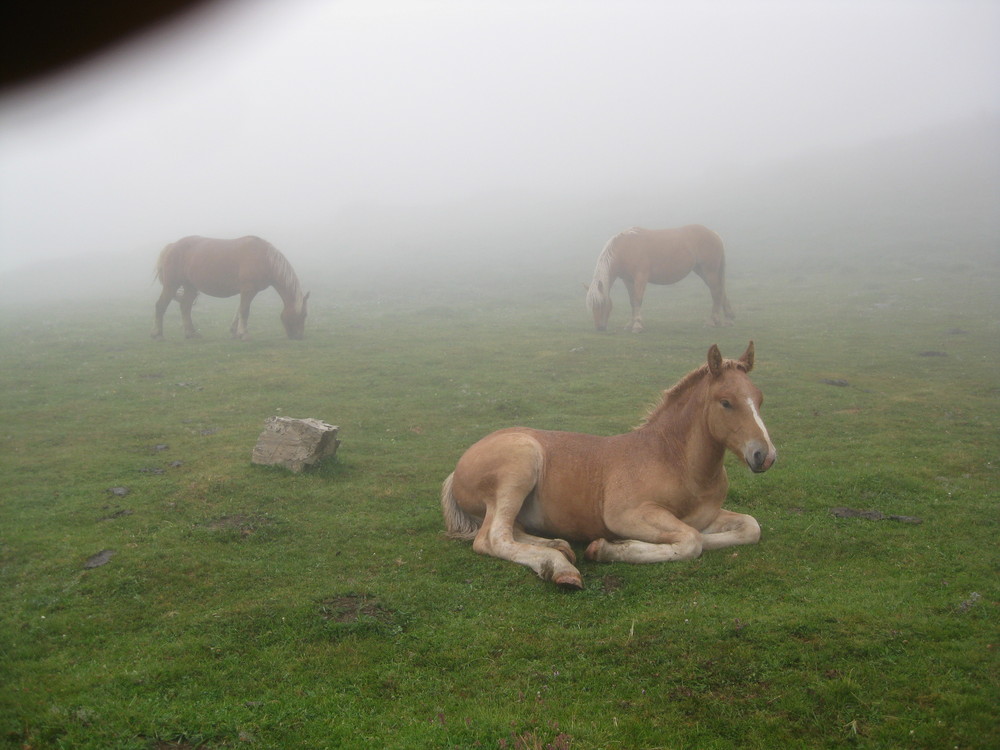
[1,251,998,749]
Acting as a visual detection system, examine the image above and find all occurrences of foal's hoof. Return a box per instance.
[584,539,606,561]
[554,572,584,589]
[553,539,576,564]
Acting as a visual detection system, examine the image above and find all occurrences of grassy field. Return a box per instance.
[1,248,997,749]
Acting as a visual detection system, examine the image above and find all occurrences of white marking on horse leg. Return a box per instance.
[486,521,582,586]
[479,511,580,585]
[586,536,701,563]
[699,510,761,550]
[512,527,576,564]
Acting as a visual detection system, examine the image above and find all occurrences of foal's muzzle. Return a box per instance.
[745,441,777,473]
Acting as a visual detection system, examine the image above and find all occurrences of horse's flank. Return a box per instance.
[152,235,309,340]
[586,224,734,332]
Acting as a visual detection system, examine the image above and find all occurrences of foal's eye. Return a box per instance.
[720,399,732,409]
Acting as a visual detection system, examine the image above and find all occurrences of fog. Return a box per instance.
[0,0,998,297]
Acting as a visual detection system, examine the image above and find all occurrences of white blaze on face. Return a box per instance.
[746,397,775,453]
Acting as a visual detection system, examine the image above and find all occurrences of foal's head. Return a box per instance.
[704,342,777,473]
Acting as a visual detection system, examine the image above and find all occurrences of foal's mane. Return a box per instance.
[636,358,750,428]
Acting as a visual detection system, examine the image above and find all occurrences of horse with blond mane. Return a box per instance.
[442,342,775,588]
[152,236,309,340]
[586,224,734,332]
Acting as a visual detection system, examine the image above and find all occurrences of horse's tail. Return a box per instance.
[441,472,480,540]
[698,228,726,275]
[585,235,616,312]
[713,229,726,271]
[153,241,175,284]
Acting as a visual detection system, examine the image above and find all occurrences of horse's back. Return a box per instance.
[634,225,721,249]
[621,225,724,278]
[158,236,275,296]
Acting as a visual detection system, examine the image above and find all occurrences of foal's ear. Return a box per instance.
[707,344,723,376]
[739,340,755,372]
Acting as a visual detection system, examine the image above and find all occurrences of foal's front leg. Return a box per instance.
[585,502,703,563]
[586,504,761,563]
[698,509,760,551]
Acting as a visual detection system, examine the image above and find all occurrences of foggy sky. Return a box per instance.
[0,0,997,274]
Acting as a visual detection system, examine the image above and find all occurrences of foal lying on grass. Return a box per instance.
[442,342,775,588]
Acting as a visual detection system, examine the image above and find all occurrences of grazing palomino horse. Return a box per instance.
[152,236,309,340]
[441,342,775,588]
[586,224,735,332]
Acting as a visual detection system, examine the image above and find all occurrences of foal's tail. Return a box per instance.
[441,472,480,540]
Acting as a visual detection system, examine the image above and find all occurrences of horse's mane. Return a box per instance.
[264,244,304,312]
[636,358,750,429]
[586,228,646,311]
[586,231,625,310]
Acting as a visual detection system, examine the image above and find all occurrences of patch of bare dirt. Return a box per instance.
[319,594,395,625]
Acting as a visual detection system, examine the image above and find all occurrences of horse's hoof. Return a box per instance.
[584,539,605,561]
[554,540,576,564]
[554,572,584,589]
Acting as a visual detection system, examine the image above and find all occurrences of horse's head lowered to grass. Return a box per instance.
[281,291,310,340]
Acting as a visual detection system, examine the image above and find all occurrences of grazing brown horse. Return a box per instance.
[442,342,775,588]
[152,236,309,340]
[586,224,735,332]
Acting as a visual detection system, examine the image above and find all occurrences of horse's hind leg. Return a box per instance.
[178,287,201,338]
[476,512,582,588]
[696,266,733,327]
[474,494,583,588]
[231,290,257,340]
[464,435,583,588]
[513,524,576,565]
[151,286,177,339]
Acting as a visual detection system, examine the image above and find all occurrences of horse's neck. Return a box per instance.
[641,380,725,482]
[594,244,617,285]
[273,275,302,310]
